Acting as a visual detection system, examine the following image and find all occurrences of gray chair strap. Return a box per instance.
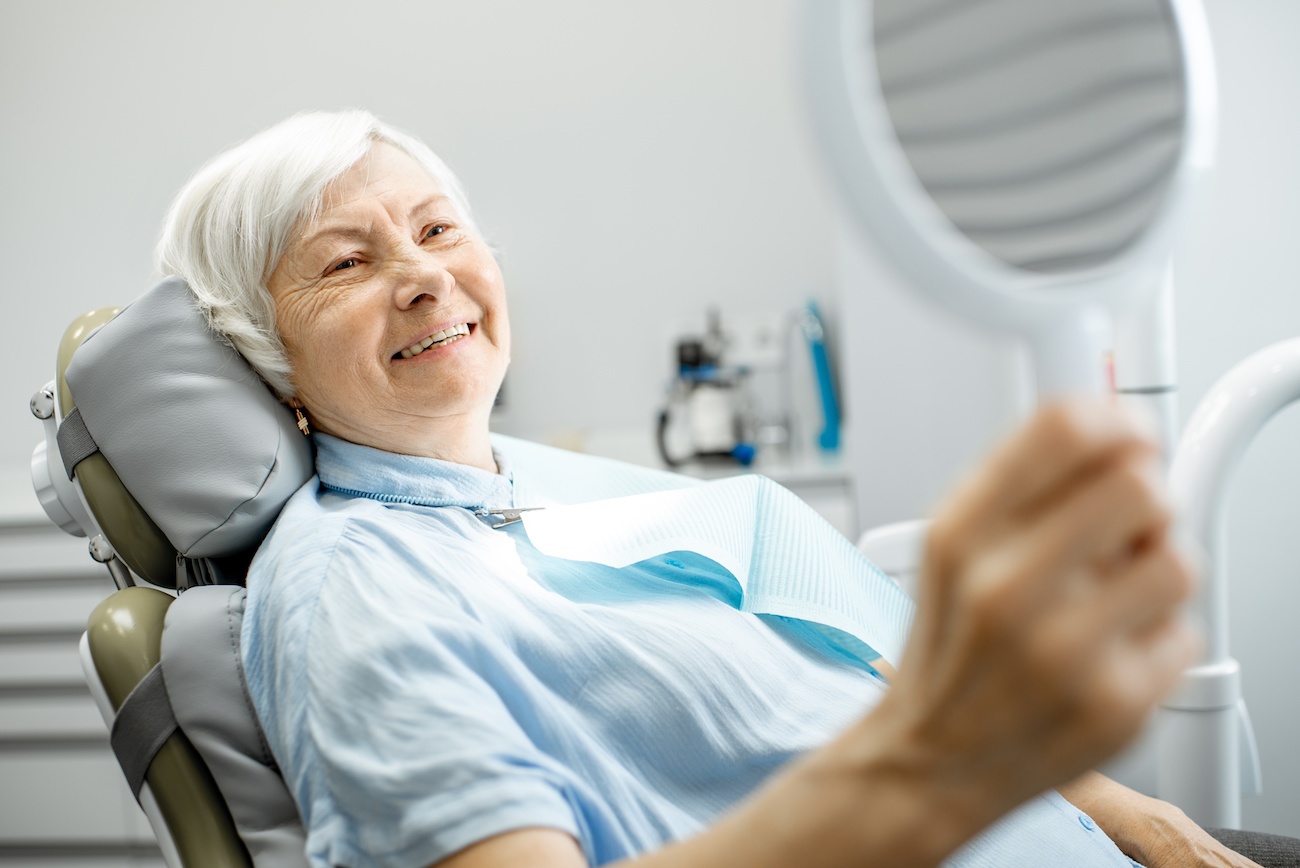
[109,662,178,800]
[56,406,99,480]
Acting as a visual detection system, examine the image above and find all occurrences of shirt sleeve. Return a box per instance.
[294,520,584,868]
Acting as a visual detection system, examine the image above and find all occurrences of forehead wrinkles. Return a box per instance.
[320,150,379,211]
[290,146,387,244]
[314,156,448,234]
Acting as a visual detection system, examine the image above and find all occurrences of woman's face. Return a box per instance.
[268,143,509,457]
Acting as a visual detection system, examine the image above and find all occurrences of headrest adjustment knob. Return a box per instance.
[89,533,117,563]
[30,386,55,420]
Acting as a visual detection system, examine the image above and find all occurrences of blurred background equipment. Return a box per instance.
[656,303,844,469]
[795,301,841,453]
[656,310,757,468]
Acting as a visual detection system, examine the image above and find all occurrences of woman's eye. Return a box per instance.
[425,224,447,238]
[332,258,358,272]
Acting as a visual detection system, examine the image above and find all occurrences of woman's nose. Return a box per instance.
[392,250,455,309]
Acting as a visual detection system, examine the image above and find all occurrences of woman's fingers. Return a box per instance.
[1107,548,1201,710]
[1091,614,1200,750]
[933,400,1160,556]
[1030,547,1198,744]
[1035,540,1197,694]
[913,401,1168,671]
[942,450,1173,635]
[1094,542,1198,637]
[1032,451,1172,576]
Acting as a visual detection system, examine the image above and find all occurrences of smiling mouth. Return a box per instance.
[394,323,472,359]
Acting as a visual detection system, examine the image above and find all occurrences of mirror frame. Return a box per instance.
[801,0,1217,334]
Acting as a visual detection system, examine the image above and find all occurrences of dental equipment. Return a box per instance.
[656,310,758,468]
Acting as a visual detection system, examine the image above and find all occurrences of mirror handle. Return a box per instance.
[1028,307,1114,399]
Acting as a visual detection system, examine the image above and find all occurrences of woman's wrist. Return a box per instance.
[775,701,1004,868]
[1058,771,1181,865]
[639,705,992,868]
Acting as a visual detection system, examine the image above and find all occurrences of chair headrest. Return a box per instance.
[63,276,314,586]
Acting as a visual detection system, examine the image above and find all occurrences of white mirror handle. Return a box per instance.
[1026,306,1113,399]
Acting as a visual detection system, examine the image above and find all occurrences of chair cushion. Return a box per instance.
[64,276,314,560]
[161,585,308,867]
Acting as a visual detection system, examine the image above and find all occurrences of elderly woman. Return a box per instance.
[156,110,1266,868]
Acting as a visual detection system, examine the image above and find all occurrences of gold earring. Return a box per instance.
[294,407,310,436]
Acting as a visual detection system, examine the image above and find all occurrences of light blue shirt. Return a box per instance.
[243,434,1142,868]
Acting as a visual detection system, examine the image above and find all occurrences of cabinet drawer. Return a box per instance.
[0,691,104,740]
[0,748,153,843]
[0,638,86,689]
[0,856,163,868]
[0,582,111,635]
[0,529,105,583]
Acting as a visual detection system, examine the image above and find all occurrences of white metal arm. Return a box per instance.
[1160,337,1300,827]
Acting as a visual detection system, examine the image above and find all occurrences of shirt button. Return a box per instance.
[1078,814,1097,832]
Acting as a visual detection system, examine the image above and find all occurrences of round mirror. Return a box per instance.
[803,0,1215,396]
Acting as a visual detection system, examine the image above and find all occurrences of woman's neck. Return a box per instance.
[316,411,498,473]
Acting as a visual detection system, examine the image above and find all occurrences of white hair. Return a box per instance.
[155,109,475,400]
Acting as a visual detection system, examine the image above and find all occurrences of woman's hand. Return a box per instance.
[813,399,1201,858]
[1124,806,1265,868]
[1061,772,1264,868]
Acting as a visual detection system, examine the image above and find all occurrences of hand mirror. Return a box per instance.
[802,0,1216,396]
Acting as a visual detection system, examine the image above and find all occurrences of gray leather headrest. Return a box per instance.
[64,276,314,560]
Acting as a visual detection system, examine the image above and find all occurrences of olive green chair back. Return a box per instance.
[60,310,253,867]
[85,588,252,867]
[57,308,179,585]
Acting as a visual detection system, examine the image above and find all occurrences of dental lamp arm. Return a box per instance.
[1159,337,1300,828]
[1170,337,1300,667]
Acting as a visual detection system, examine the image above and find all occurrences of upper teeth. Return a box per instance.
[399,323,470,358]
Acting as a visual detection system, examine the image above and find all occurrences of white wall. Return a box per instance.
[0,0,836,474]
[3,0,1298,842]
[837,0,1300,836]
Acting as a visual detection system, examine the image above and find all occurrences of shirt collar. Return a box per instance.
[313,432,515,509]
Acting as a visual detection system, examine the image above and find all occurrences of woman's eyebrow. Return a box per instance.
[305,195,452,236]
[411,193,454,218]
[296,194,456,254]
[298,224,369,254]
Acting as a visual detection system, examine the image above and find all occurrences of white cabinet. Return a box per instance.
[0,478,163,866]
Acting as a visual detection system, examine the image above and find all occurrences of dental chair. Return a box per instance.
[30,277,314,867]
